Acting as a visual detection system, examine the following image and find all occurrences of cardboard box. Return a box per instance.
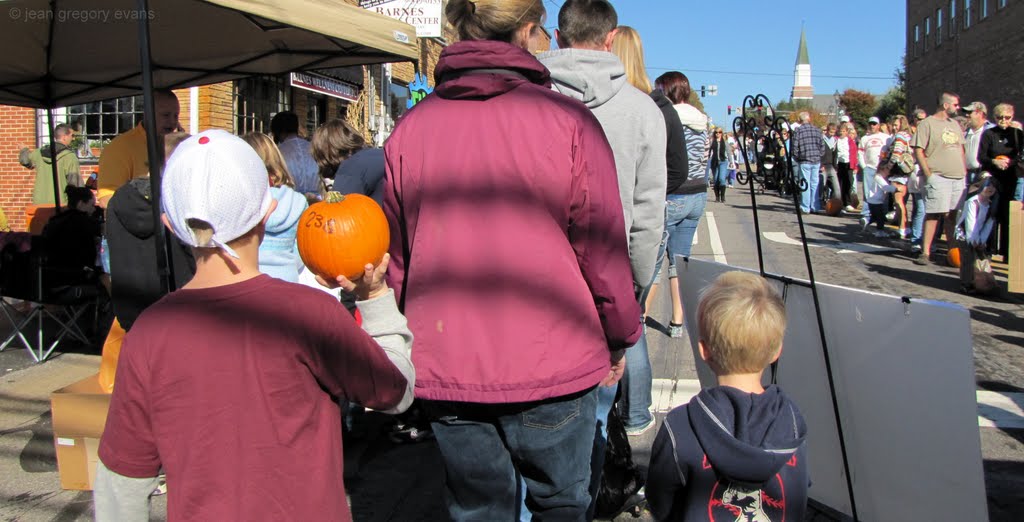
[50,373,111,490]
[1010,201,1022,294]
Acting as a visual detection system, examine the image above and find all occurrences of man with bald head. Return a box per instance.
[912,92,967,266]
[97,89,181,207]
[791,111,824,213]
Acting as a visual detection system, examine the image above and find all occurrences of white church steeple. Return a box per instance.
[791,26,813,100]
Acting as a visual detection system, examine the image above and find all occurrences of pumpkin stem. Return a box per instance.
[325,191,346,204]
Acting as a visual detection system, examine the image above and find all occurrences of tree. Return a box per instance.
[875,59,907,123]
[838,88,877,127]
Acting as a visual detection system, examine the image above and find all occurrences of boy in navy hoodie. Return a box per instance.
[646,271,809,521]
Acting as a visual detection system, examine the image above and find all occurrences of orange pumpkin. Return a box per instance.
[296,192,390,281]
[947,247,961,268]
[825,198,843,216]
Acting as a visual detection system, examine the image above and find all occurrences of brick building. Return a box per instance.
[906,0,1024,114]
[0,2,551,232]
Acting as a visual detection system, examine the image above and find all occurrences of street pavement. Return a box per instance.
[0,188,1021,521]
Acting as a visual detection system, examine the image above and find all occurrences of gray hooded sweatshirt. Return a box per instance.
[538,49,667,290]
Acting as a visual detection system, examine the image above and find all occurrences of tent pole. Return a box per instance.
[137,0,172,294]
[45,108,62,211]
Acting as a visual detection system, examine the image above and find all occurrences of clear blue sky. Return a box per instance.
[542,0,907,128]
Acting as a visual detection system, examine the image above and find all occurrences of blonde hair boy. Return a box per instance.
[697,271,785,375]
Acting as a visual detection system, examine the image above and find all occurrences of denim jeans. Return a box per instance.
[798,162,821,213]
[427,387,599,521]
[714,163,730,188]
[911,192,926,244]
[861,166,877,218]
[1016,177,1024,202]
[655,192,708,280]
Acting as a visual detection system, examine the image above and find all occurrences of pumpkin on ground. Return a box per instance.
[296,192,390,281]
[947,247,961,268]
[825,198,843,216]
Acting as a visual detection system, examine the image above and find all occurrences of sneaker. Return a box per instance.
[625,418,656,436]
[898,228,909,239]
[913,253,930,266]
[873,230,890,238]
[843,205,857,212]
[669,322,684,338]
[859,217,870,232]
[885,211,896,222]
[910,244,922,253]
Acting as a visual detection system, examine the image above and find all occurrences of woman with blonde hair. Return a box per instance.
[241,132,307,282]
[382,0,640,518]
[611,25,651,93]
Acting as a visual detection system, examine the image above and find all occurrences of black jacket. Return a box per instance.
[106,178,196,331]
[647,385,810,521]
[651,90,691,195]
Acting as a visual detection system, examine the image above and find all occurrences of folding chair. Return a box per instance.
[0,236,99,363]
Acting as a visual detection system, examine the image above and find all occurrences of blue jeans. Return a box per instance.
[911,192,926,244]
[714,163,730,188]
[655,192,708,279]
[428,387,599,521]
[1016,177,1024,202]
[798,162,821,213]
[861,166,877,218]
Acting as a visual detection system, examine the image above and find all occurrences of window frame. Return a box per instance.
[936,8,944,45]
[233,75,291,135]
[65,95,144,154]
[965,0,973,29]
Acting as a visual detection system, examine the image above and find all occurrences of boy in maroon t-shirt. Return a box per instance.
[93,130,414,521]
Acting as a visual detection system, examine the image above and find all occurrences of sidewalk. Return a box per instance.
[0,352,168,521]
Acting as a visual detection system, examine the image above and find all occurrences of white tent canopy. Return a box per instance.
[0,0,419,108]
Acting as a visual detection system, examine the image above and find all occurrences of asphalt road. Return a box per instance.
[0,188,1021,521]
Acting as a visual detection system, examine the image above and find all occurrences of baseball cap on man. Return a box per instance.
[964,101,987,113]
[840,115,850,123]
[161,130,273,258]
[868,116,880,124]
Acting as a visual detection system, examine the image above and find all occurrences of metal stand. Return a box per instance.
[733,95,859,521]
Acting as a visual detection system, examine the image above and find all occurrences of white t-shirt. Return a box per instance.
[859,132,889,169]
[837,137,850,163]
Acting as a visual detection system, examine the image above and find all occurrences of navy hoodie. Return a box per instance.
[646,385,809,521]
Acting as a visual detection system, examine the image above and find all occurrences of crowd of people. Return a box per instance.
[21,0,1020,521]
[703,93,1021,296]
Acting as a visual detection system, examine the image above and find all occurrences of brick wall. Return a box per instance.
[198,83,234,132]
[0,106,38,231]
[906,0,1024,115]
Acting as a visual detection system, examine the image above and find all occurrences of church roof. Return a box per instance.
[796,27,810,66]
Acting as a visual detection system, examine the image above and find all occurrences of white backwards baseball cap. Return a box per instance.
[161,130,273,258]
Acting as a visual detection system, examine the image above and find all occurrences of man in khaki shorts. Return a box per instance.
[912,92,967,265]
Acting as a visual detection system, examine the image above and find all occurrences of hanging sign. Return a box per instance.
[290,72,360,102]
[360,0,443,38]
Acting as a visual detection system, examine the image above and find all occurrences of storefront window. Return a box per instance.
[234,75,290,134]
[64,95,144,154]
[389,82,409,124]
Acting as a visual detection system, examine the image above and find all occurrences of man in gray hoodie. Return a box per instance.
[538,0,667,513]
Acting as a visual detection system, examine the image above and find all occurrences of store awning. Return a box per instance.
[0,0,419,108]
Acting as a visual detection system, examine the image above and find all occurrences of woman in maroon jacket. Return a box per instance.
[382,0,641,519]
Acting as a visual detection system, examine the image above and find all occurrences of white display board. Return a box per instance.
[676,258,988,521]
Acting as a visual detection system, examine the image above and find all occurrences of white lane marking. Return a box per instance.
[705,212,728,264]
[762,231,899,254]
[655,379,1024,430]
[978,390,1024,429]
